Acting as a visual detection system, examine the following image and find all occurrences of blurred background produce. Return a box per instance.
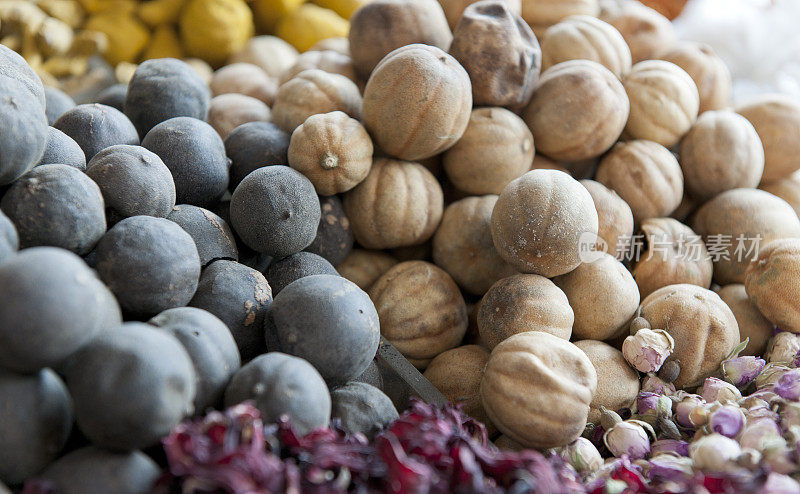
[0,0,355,99]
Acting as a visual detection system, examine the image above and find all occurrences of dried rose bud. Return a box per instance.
[758,472,800,494]
[559,437,603,474]
[780,402,800,432]
[650,439,690,457]
[636,392,673,420]
[641,374,676,395]
[739,418,784,452]
[774,368,800,401]
[689,434,742,472]
[674,394,705,428]
[745,389,781,411]
[756,364,792,389]
[739,396,768,412]
[700,377,742,404]
[656,360,681,384]
[722,356,766,387]
[744,404,779,423]
[706,404,745,438]
[766,332,800,364]
[622,328,675,373]
[603,420,654,460]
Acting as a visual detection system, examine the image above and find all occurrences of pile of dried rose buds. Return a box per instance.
[552,330,800,492]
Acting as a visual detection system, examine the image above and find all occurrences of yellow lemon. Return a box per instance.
[138,0,186,27]
[179,0,254,67]
[84,10,149,64]
[312,0,368,20]
[142,24,184,60]
[276,4,349,52]
[251,0,304,32]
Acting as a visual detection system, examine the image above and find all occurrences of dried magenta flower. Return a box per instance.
[622,328,675,373]
[722,356,766,387]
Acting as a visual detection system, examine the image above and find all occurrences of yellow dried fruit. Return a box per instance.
[277,4,349,53]
[67,30,108,57]
[36,0,85,28]
[313,0,368,19]
[142,24,184,60]
[252,0,304,32]
[138,0,186,27]
[179,0,254,67]
[84,10,149,64]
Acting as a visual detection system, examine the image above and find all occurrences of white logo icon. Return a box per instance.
[577,231,607,264]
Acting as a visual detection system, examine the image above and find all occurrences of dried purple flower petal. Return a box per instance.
[622,329,675,373]
[707,405,745,438]
[774,368,800,401]
[701,377,743,404]
[722,356,766,387]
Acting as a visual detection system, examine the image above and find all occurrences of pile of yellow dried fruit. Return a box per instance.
[2,0,358,87]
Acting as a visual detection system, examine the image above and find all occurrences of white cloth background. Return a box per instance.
[673,0,800,103]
